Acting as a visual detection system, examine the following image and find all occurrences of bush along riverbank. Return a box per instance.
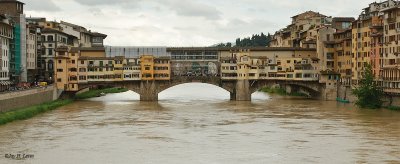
[259,87,309,97]
[0,99,73,125]
[0,87,128,125]
[386,106,400,111]
[75,87,128,100]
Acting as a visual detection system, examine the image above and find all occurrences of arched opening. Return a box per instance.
[253,83,319,99]
[89,90,140,102]
[158,83,269,101]
[159,83,230,101]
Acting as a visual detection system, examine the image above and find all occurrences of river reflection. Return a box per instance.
[0,83,399,164]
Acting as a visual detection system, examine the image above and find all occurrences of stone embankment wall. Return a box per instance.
[337,85,400,106]
[337,85,357,103]
[0,86,59,113]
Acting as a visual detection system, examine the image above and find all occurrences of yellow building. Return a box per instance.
[154,57,171,80]
[140,55,171,81]
[334,29,353,86]
[220,49,319,81]
[140,55,155,80]
[54,46,79,91]
[352,18,372,85]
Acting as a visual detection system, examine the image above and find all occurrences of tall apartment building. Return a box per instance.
[381,3,400,91]
[271,11,354,84]
[24,18,107,83]
[26,26,37,82]
[41,28,76,82]
[271,11,328,48]
[317,26,336,71]
[0,0,27,83]
[26,17,45,82]
[334,29,353,86]
[0,14,13,91]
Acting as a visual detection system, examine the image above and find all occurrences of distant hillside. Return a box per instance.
[214,33,272,48]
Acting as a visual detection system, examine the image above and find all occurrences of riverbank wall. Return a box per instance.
[336,85,400,106]
[0,86,61,113]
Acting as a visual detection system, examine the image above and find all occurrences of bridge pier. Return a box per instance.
[139,81,159,101]
[231,80,251,101]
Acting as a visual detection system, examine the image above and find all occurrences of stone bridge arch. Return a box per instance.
[107,76,237,101]
[250,80,324,98]
[157,76,234,94]
[78,78,326,101]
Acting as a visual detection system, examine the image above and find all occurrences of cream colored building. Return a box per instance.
[220,48,319,81]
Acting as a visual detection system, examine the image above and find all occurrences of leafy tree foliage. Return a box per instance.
[352,64,383,109]
[235,33,272,47]
[213,33,272,47]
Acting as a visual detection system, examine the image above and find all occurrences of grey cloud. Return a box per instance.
[24,0,61,12]
[72,0,135,6]
[89,8,104,16]
[71,0,142,9]
[174,26,199,31]
[155,0,221,20]
[94,25,162,33]
[72,0,221,20]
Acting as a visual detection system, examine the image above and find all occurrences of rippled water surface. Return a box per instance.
[0,83,399,164]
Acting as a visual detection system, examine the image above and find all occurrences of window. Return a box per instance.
[58,60,61,64]
[48,61,54,70]
[81,61,84,64]
[48,49,53,56]
[145,67,150,70]
[57,69,63,72]
[72,60,75,64]
[57,78,62,82]
[47,35,54,42]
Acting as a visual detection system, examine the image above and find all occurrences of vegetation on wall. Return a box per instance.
[352,64,384,109]
[75,87,128,100]
[0,99,73,125]
[0,87,128,125]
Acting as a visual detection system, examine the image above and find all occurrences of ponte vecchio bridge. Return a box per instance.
[55,47,340,101]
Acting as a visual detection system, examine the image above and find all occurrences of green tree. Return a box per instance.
[352,64,383,109]
[214,32,273,47]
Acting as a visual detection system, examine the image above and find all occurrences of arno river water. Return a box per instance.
[0,84,399,164]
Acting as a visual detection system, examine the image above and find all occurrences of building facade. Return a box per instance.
[0,0,27,83]
[0,14,13,91]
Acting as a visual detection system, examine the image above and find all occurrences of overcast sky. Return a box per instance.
[22,0,373,47]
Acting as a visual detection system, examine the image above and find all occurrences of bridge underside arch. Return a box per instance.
[250,80,323,98]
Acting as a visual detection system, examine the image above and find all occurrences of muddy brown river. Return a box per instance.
[0,84,399,163]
